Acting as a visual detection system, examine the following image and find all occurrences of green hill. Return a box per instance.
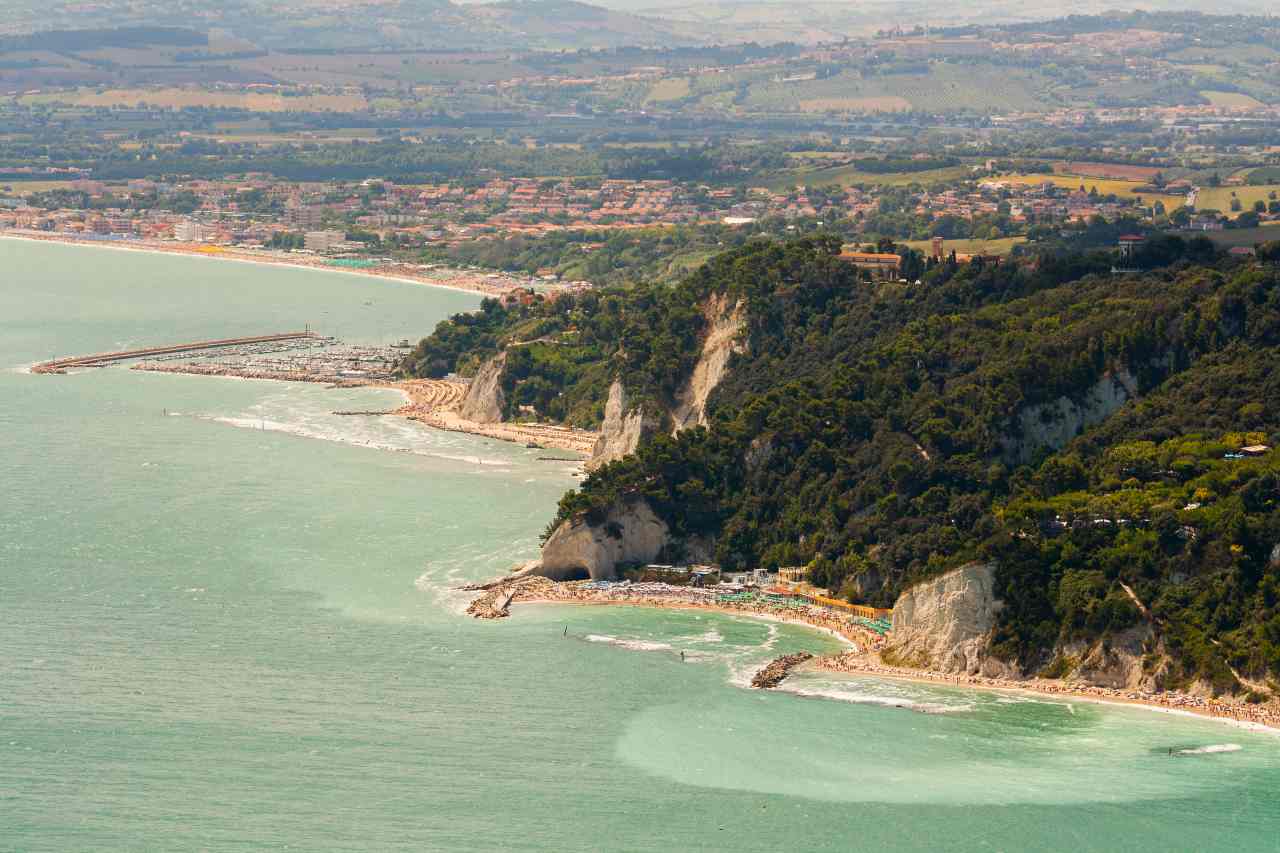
[407,235,1280,693]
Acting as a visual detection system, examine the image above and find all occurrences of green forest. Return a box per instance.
[407,235,1280,691]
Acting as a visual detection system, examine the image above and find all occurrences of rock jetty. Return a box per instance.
[751,653,815,689]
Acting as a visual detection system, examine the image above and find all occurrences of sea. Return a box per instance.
[3,237,1279,851]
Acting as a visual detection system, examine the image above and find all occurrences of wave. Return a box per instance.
[584,634,674,653]
[200,412,512,466]
[677,628,724,644]
[1176,743,1242,755]
[777,682,976,714]
[757,622,779,652]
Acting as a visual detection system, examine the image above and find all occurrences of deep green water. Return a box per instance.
[3,238,1279,852]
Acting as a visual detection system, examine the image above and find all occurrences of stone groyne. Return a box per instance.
[751,653,815,689]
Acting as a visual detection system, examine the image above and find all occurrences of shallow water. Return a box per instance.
[3,238,1279,851]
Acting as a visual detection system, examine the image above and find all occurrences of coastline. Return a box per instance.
[814,651,1280,734]
[128,363,598,456]
[0,230,537,298]
[520,596,861,651]
[7,232,600,457]
[486,578,1280,733]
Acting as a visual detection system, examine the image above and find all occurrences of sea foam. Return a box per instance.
[1177,743,1242,755]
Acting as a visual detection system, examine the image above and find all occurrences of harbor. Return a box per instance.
[31,331,324,374]
[31,328,597,456]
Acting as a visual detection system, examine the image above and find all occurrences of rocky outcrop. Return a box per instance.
[458,352,506,423]
[1063,625,1165,691]
[883,562,1017,678]
[534,498,670,581]
[751,653,814,689]
[671,293,746,433]
[587,380,661,470]
[1001,368,1138,464]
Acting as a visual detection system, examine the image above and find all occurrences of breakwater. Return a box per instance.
[751,653,815,689]
[32,332,321,374]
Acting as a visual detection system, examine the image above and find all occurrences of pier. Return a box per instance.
[32,332,322,374]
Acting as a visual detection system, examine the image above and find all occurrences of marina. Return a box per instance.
[31,331,324,373]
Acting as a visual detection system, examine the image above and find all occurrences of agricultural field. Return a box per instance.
[1000,173,1188,210]
[0,180,78,195]
[797,96,911,113]
[1052,161,1163,180]
[1196,185,1280,215]
[644,77,692,103]
[1247,167,1280,184]
[770,162,971,190]
[19,87,369,112]
[1200,90,1268,109]
[1199,224,1280,248]
[742,63,1058,114]
[1166,43,1280,65]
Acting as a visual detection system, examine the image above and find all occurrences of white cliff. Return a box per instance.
[884,562,1016,677]
[587,380,661,470]
[671,293,746,432]
[1001,368,1138,464]
[458,352,507,424]
[534,499,670,581]
[1060,624,1166,691]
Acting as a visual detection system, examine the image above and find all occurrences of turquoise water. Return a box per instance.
[3,238,1279,851]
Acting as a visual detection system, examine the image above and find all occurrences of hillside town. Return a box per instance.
[3,167,1270,273]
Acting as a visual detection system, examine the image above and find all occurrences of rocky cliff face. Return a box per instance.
[671,293,746,433]
[587,380,661,470]
[1059,625,1167,691]
[458,352,507,423]
[1001,368,1138,464]
[883,562,1017,677]
[883,562,1174,689]
[533,499,670,581]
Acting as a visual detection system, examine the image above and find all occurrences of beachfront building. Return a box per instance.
[778,566,809,585]
[304,230,351,253]
[174,220,209,243]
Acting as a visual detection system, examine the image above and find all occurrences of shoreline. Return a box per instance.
[813,651,1280,734]
[520,596,861,650]
[129,362,598,457]
[0,230,538,299]
[487,579,1280,733]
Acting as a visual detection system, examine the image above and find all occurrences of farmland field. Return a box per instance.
[798,96,911,112]
[999,173,1187,210]
[743,63,1057,114]
[770,163,971,190]
[1052,161,1163,180]
[20,87,368,112]
[1197,224,1280,248]
[1200,90,1267,109]
[1196,185,1280,215]
[645,77,692,102]
[0,180,78,195]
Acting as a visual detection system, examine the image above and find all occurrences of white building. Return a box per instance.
[304,230,349,253]
[174,220,208,243]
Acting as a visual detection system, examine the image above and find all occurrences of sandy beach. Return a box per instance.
[479,576,1280,733]
[0,230,545,298]
[128,363,599,456]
